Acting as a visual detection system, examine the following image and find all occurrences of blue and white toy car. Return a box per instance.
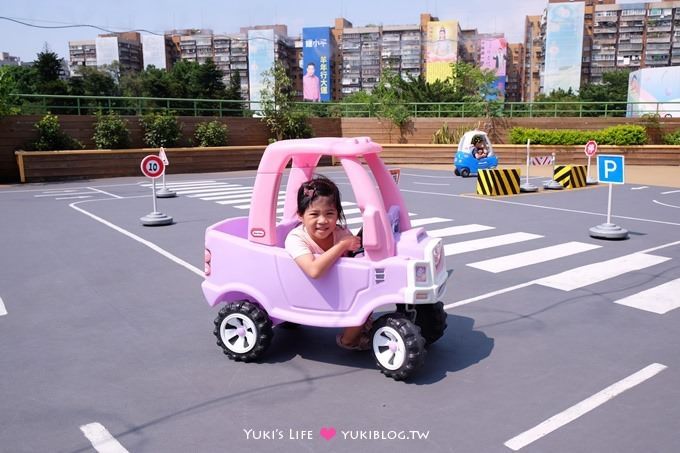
[453,130,499,177]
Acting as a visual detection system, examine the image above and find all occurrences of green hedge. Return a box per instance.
[663,129,680,145]
[509,125,648,146]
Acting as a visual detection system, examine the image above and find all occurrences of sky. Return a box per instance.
[1,0,646,62]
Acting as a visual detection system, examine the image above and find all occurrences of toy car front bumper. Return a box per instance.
[403,269,452,304]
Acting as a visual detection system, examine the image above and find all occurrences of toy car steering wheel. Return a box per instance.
[347,227,364,258]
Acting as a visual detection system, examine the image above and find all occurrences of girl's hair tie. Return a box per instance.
[303,187,315,198]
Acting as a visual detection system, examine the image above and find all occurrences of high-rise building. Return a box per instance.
[591,0,680,83]
[522,15,543,101]
[381,25,423,80]
[68,32,142,75]
[506,43,525,102]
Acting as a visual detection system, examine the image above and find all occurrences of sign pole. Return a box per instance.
[589,154,627,239]
[520,139,538,192]
[156,147,177,198]
[140,154,173,226]
[544,152,563,190]
[606,182,612,225]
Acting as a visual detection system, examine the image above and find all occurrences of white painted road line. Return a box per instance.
[410,217,452,227]
[35,192,95,197]
[141,180,217,187]
[413,181,450,186]
[70,202,203,277]
[661,189,680,195]
[188,188,253,198]
[467,241,601,273]
[173,186,243,195]
[428,224,495,238]
[0,297,6,316]
[653,199,680,209]
[535,253,671,291]
[444,232,543,256]
[631,186,648,190]
[614,278,680,314]
[88,187,123,199]
[80,423,129,453]
[200,191,254,201]
[504,363,667,451]
[56,195,92,200]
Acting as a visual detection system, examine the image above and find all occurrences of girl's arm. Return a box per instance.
[294,235,360,279]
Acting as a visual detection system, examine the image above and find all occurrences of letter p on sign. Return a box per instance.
[597,155,624,184]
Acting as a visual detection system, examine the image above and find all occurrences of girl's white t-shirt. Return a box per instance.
[285,224,352,259]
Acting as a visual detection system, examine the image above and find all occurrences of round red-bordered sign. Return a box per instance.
[140,155,165,179]
[584,140,598,157]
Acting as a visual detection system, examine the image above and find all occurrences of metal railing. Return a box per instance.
[8,94,680,119]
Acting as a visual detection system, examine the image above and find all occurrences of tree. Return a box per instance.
[33,47,68,95]
[223,71,244,116]
[579,69,630,117]
[260,61,312,141]
[532,88,580,117]
[69,66,117,96]
[0,68,20,116]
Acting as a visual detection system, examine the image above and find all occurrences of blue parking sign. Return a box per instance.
[597,155,625,184]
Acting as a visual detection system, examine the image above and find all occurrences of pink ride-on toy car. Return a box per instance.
[202,137,451,380]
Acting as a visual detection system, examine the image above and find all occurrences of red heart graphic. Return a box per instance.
[319,426,336,441]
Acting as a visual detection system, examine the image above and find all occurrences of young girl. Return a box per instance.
[284,175,372,351]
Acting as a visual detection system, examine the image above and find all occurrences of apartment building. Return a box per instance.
[0,52,21,67]
[591,0,680,83]
[506,43,525,102]
[522,15,543,101]
[381,24,423,80]
[68,32,142,75]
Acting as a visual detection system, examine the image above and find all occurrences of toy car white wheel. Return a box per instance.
[371,314,426,380]
[213,301,273,362]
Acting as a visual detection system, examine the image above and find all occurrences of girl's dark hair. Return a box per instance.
[296,175,346,225]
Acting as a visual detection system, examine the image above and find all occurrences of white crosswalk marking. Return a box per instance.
[200,191,254,201]
[189,188,253,198]
[141,180,216,187]
[467,241,602,273]
[173,186,242,195]
[535,252,671,291]
[613,278,680,314]
[147,183,234,191]
[428,224,495,238]
[410,217,453,227]
[217,198,260,205]
[444,232,543,256]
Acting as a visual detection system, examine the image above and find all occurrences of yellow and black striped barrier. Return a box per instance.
[553,165,587,189]
[476,168,521,196]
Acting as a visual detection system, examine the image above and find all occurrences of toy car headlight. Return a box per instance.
[433,242,444,273]
[415,264,428,284]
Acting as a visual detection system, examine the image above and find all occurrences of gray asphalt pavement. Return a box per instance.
[1,167,679,453]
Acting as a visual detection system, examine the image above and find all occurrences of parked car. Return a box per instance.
[453,130,499,177]
[202,137,451,380]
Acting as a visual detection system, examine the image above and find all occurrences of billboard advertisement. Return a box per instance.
[302,27,332,102]
[95,36,119,67]
[248,29,275,106]
[627,67,680,118]
[543,2,584,94]
[425,20,458,83]
[142,34,167,70]
[480,37,508,99]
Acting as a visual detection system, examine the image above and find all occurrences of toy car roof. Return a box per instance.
[458,130,492,150]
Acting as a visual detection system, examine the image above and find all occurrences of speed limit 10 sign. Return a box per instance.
[584,140,598,157]
[141,155,165,179]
